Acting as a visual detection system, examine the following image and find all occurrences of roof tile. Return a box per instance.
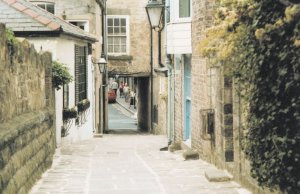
[47,22,60,30]
[12,2,26,11]
[35,15,51,25]
[23,8,38,18]
[3,0,16,5]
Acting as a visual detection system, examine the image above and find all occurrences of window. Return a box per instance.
[75,45,87,104]
[68,21,89,32]
[179,0,190,18]
[107,16,129,55]
[32,2,55,14]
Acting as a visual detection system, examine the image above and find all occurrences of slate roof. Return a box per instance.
[0,0,97,42]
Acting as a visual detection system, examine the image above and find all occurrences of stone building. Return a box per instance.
[27,0,107,140]
[167,0,276,193]
[106,0,167,133]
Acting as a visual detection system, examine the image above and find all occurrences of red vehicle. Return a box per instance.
[108,89,116,103]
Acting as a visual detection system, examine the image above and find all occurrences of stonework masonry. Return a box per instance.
[0,24,55,193]
[106,0,151,76]
[169,0,280,193]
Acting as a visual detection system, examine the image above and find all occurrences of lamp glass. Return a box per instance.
[146,0,164,28]
[98,58,107,73]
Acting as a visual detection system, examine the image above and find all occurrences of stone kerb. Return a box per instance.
[0,23,55,194]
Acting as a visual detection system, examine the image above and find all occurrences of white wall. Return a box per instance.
[166,22,192,54]
[166,0,192,54]
[28,36,95,146]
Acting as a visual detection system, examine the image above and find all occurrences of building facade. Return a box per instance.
[0,0,103,146]
[106,0,167,133]
[167,0,276,193]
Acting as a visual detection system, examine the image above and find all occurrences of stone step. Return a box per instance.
[205,169,233,182]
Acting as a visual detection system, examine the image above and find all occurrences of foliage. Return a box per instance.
[52,61,73,90]
[199,0,300,192]
[77,99,90,112]
[5,28,17,45]
[63,107,78,121]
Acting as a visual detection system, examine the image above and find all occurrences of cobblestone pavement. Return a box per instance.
[30,135,251,194]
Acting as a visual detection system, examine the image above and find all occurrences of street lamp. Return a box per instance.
[145,0,165,131]
[145,0,164,29]
[98,56,107,74]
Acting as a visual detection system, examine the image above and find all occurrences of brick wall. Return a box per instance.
[0,24,55,194]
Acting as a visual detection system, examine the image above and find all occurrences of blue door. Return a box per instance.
[183,55,191,141]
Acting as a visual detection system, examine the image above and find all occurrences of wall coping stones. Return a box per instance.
[0,108,54,148]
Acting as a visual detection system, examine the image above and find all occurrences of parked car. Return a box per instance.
[108,89,116,103]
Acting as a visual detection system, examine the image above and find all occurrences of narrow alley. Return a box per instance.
[29,134,250,194]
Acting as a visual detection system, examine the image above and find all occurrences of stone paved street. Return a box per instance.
[29,135,251,194]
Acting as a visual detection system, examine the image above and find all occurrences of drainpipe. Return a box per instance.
[150,26,153,131]
[100,0,108,132]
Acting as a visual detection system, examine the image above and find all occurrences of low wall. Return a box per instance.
[0,24,55,193]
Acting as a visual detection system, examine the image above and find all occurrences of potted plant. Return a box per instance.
[63,107,78,121]
[77,99,90,113]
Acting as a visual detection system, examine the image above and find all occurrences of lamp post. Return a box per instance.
[145,0,164,131]
[93,56,107,138]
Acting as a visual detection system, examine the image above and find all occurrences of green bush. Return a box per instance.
[199,0,300,192]
[52,61,73,90]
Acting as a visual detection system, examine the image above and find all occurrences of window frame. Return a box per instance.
[31,1,55,14]
[67,20,89,32]
[170,0,192,23]
[106,15,130,56]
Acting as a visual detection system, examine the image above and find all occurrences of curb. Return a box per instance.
[115,99,135,115]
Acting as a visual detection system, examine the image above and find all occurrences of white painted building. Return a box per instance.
[0,0,98,146]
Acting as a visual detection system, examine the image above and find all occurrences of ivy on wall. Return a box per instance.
[199,0,300,192]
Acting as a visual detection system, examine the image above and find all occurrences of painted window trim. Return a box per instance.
[107,15,130,56]
[30,1,55,14]
[67,20,90,32]
[169,0,192,24]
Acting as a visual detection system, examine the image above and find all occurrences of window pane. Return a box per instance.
[114,45,120,53]
[121,37,126,45]
[114,37,121,45]
[37,4,46,9]
[47,4,55,14]
[108,18,113,26]
[108,45,113,53]
[108,27,113,34]
[121,45,126,52]
[114,27,120,35]
[108,37,113,44]
[121,18,126,26]
[121,27,126,35]
[114,18,120,26]
[179,0,190,18]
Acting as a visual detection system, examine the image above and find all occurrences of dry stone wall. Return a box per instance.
[0,24,55,194]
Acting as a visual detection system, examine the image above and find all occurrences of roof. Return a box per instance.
[0,0,97,42]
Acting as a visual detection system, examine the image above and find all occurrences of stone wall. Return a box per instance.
[106,0,151,76]
[0,24,55,193]
[188,1,278,193]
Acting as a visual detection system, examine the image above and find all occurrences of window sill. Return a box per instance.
[108,55,133,61]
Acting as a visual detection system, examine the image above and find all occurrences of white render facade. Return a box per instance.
[28,37,95,146]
